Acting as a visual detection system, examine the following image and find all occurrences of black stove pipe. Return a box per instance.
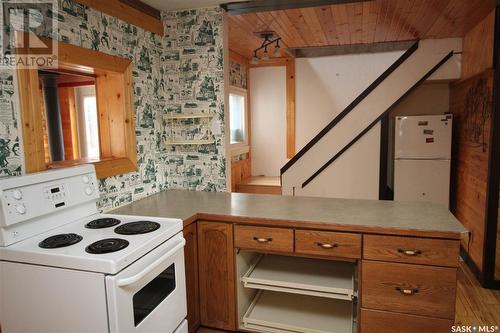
[39,72,65,162]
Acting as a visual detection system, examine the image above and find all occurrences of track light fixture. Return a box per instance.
[252,31,282,64]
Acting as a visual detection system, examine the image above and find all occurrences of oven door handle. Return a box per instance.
[117,238,186,288]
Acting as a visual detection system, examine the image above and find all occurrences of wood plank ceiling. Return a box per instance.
[228,0,497,59]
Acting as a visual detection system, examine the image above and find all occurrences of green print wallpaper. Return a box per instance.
[0,1,227,211]
[229,60,247,89]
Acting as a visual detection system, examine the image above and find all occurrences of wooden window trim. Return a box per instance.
[17,35,137,179]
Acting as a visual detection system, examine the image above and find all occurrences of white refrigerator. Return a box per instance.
[394,114,453,207]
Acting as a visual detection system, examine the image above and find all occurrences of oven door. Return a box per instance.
[105,233,187,333]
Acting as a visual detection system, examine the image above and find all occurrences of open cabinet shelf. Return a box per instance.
[243,290,354,333]
[241,254,356,300]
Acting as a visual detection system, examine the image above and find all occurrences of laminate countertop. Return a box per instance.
[111,190,467,239]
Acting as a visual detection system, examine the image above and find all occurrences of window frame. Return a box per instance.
[228,85,249,155]
[16,34,137,179]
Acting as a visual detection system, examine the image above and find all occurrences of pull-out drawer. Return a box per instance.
[363,235,459,267]
[361,261,456,319]
[241,254,356,300]
[295,230,361,259]
[234,225,294,253]
[243,290,354,333]
[360,309,453,333]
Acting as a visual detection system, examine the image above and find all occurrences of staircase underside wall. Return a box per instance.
[294,123,380,200]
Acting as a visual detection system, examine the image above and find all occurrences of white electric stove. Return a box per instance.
[0,165,187,333]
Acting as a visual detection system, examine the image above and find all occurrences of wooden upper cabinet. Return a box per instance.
[197,221,236,331]
[183,223,200,333]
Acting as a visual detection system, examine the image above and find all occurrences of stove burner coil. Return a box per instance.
[85,217,121,229]
[114,221,160,235]
[39,233,83,249]
[85,238,129,254]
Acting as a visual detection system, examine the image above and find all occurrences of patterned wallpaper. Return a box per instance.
[229,59,247,89]
[0,1,227,211]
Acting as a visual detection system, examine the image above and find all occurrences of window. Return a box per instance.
[229,87,248,148]
[82,94,100,159]
[16,35,137,179]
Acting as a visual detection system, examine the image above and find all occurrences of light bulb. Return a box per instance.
[262,50,269,61]
[273,46,281,57]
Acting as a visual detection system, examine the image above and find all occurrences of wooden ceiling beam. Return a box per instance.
[288,40,416,58]
[119,0,161,19]
[74,0,164,35]
[222,0,371,15]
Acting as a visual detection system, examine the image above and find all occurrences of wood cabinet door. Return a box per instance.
[197,222,236,331]
[183,223,200,333]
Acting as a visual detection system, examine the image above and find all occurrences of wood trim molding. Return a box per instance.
[58,81,95,88]
[74,0,164,35]
[16,68,46,173]
[17,36,137,179]
[483,5,500,288]
[286,58,296,158]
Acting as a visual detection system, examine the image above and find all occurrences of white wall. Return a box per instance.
[296,51,404,150]
[291,51,403,199]
[250,66,287,177]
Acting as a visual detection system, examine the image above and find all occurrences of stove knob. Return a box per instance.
[85,186,94,195]
[12,189,22,200]
[15,204,26,215]
[82,175,90,184]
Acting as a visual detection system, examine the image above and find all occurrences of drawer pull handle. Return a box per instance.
[396,287,419,295]
[398,249,422,256]
[253,237,272,243]
[316,242,338,249]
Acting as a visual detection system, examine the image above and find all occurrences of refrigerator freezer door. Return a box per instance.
[395,115,452,159]
[394,159,450,208]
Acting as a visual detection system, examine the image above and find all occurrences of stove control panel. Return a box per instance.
[0,165,99,246]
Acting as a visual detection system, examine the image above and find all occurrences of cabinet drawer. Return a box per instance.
[364,235,459,267]
[295,230,361,259]
[360,309,453,333]
[361,261,456,319]
[234,225,293,253]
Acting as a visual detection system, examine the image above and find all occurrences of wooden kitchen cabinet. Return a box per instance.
[360,309,453,333]
[361,261,457,319]
[197,221,236,331]
[183,223,200,333]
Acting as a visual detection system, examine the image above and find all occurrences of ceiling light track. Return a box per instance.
[251,32,282,65]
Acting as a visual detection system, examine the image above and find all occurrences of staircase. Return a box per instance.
[281,39,461,199]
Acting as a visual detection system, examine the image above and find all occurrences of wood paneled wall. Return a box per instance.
[450,10,495,276]
[461,11,495,80]
[231,158,251,192]
[451,69,494,271]
[58,87,78,161]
